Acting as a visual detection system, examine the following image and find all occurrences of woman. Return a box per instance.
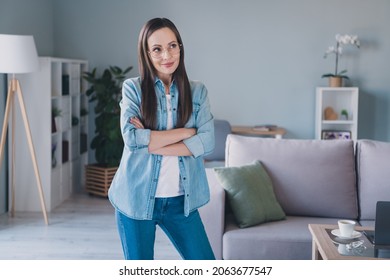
[108,18,215,260]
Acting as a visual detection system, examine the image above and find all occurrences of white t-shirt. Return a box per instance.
[155,94,183,197]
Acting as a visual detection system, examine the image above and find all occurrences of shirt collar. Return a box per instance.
[154,76,176,89]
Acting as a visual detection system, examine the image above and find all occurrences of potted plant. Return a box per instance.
[83,65,132,196]
[341,109,349,120]
[321,34,360,87]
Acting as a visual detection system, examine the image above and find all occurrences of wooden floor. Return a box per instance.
[0,193,181,260]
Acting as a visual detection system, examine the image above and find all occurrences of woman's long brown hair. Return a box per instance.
[138,18,192,129]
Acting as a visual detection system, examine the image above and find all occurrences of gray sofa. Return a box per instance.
[198,135,390,260]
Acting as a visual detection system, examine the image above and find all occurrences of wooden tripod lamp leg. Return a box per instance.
[14,80,49,225]
[0,80,49,225]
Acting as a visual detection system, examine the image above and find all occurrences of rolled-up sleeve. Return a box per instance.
[183,83,215,158]
[120,78,151,154]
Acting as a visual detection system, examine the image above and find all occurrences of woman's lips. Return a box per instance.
[162,62,174,68]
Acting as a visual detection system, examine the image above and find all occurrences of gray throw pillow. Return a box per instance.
[214,161,285,228]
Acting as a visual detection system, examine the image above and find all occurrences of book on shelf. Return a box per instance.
[252,125,277,131]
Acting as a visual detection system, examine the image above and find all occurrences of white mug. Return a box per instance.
[338,220,356,237]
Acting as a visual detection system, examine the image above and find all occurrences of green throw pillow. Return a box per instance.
[214,161,285,228]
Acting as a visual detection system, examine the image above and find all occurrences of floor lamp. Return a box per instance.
[0,34,49,225]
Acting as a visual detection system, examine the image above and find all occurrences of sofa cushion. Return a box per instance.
[356,140,390,220]
[203,119,231,161]
[223,215,341,260]
[214,161,285,228]
[225,135,358,219]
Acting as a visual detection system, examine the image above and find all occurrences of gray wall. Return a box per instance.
[0,0,388,141]
[0,0,389,188]
[0,0,388,140]
[0,0,53,213]
[0,0,54,55]
[52,0,390,141]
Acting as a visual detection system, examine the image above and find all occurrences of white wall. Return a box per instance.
[53,0,390,141]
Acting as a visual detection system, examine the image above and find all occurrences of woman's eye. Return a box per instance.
[169,43,178,49]
[152,47,161,53]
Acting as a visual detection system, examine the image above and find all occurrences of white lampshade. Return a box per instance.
[0,34,39,74]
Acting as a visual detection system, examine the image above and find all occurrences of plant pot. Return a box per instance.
[329,76,343,87]
[85,164,118,197]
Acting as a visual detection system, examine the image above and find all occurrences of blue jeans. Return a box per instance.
[115,195,215,260]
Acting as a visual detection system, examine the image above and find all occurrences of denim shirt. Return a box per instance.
[108,77,215,220]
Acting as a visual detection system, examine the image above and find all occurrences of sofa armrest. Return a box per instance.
[199,168,226,260]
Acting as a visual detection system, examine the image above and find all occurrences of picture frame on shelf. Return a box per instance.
[322,130,351,140]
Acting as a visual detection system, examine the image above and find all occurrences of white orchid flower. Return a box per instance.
[325,46,335,53]
[336,34,360,46]
[322,33,360,79]
[350,35,360,47]
[340,35,349,44]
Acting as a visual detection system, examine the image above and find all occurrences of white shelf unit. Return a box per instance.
[315,87,359,141]
[9,57,88,212]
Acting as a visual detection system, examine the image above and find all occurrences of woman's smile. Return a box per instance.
[148,27,180,84]
[161,62,175,68]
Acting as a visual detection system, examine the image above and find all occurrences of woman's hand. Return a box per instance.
[131,116,196,139]
[130,117,144,129]
[148,127,196,153]
[184,128,196,138]
[130,116,196,155]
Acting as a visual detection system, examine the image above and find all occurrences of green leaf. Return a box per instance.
[82,65,131,166]
[338,69,348,75]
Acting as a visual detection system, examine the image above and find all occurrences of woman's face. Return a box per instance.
[147,27,180,84]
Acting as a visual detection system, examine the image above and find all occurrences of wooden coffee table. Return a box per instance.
[308,224,383,260]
